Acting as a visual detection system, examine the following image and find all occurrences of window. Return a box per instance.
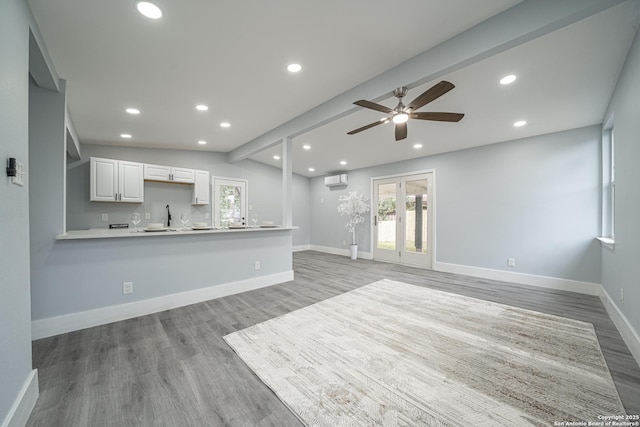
[601,127,615,244]
[212,177,247,228]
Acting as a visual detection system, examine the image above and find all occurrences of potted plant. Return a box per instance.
[337,191,370,260]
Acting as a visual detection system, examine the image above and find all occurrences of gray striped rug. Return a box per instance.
[224,279,625,426]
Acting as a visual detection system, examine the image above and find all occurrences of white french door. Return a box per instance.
[373,172,433,268]
[213,177,247,227]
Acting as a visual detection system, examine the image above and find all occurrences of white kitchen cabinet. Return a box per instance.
[192,170,210,205]
[90,157,144,203]
[172,167,195,183]
[144,164,195,183]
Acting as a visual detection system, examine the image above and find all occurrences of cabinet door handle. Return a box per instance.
[196,197,198,204]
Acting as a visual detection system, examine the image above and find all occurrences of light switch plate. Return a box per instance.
[10,160,25,186]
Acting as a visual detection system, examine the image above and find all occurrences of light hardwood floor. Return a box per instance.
[27,251,640,426]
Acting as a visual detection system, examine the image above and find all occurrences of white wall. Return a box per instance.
[310,126,601,285]
[0,0,36,423]
[601,28,640,339]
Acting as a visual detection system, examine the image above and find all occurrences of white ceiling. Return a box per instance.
[28,1,638,177]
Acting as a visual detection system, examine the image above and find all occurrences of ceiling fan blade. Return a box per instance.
[354,100,394,114]
[395,122,407,141]
[407,81,455,111]
[411,112,464,122]
[347,119,387,135]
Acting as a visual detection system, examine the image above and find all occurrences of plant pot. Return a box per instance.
[350,244,358,260]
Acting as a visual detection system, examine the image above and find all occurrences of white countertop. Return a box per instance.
[56,226,297,240]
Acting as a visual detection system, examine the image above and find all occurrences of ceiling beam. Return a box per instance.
[229,0,626,163]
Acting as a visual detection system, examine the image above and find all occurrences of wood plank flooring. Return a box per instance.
[27,251,640,426]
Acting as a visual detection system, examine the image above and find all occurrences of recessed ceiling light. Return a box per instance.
[513,120,527,127]
[136,1,162,19]
[195,104,208,111]
[413,143,423,149]
[308,167,315,172]
[197,140,207,145]
[340,161,347,165]
[126,108,140,115]
[220,122,230,128]
[302,145,311,150]
[273,155,281,160]
[287,63,302,73]
[120,133,132,139]
[500,74,517,85]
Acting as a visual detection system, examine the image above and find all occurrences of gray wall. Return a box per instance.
[310,126,601,284]
[29,76,68,330]
[0,0,35,421]
[67,144,310,246]
[601,29,640,336]
[31,231,293,320]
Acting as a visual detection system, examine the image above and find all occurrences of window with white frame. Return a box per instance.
[602,128,615,240]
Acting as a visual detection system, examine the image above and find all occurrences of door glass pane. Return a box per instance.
[219,185,242,226]
[405,178,428,254]
[377,183,396,250]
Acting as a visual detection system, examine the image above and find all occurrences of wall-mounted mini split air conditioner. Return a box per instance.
[324,174,348,187]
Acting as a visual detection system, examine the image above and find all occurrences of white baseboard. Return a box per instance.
[293,244,311,252]
[1,370,38,427]
[433,261,601,296]
[599,287,640,366]
[32,270,294,340]
[308,245,373,260]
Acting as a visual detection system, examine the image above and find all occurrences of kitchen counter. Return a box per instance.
[56,226,297,240]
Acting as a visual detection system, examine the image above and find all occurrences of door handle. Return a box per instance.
[374,215,378,226]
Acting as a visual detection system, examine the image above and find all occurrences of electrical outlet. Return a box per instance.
[123,281,133,295]
[507,258,516,267]
[254,261,261,270]
[620,288,624,304]
[101,213,108,221]
[145,212,151,220]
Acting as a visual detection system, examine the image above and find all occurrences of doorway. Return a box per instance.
[372,172,433,268]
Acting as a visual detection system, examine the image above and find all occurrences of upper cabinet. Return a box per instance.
[144,164,195,184]
[90,157,144,203]
[192,170,210,205]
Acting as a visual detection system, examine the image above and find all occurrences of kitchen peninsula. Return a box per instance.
[30,143,307,342]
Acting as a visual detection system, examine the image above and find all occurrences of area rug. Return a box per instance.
[223,279,625,426]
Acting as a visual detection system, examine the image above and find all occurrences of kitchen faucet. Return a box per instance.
[166,204,171,227]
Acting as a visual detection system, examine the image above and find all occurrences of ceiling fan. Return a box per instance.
[347,81,464,141]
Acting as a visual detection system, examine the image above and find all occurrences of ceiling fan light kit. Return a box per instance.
[348,81,464,141]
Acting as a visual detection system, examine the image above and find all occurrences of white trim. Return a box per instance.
[32,271,294,340]
[1,370,39,427]
[433,261,601,296]
[370,168,437,182]
[293,244,311,252]
[309,244,373,260]
[599,287,640,366]
[596,236,615,250]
